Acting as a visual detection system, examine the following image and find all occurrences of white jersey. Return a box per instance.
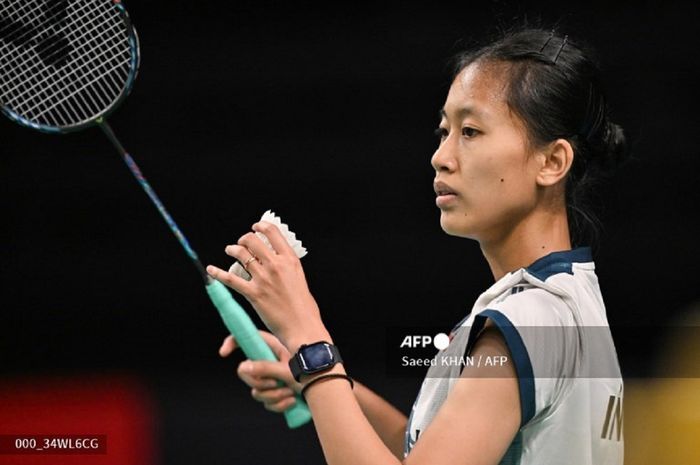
[404,248,624,465]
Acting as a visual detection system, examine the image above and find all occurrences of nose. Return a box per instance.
[430,138,456,173]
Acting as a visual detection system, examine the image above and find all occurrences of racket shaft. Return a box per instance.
[206,280,312,428]
[99,121,311,427]
[98,120,208,281]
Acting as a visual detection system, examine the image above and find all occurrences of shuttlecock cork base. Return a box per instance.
[229,210,308,280]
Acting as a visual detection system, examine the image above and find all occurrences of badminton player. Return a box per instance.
[207,27,626,464]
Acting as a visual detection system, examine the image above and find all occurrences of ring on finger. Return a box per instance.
[243,255,259,270]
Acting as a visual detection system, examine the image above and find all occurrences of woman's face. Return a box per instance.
[432,62,542,244]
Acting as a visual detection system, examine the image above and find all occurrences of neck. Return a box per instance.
[480,208,572,281]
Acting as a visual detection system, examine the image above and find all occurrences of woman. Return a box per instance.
[207,27,626,465]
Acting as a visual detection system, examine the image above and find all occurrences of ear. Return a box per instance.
[536,138,574,187]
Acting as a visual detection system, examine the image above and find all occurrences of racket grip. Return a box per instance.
[205,280,312,429]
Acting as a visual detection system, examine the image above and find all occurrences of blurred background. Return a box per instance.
[1,1,699,464]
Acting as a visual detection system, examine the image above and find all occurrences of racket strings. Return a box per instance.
[0,0,70,51]
[1,0,113,84]
[2,1,125,100]
[5,15,127,110]
[0,0,94,81]
[0,0,134,128]
[24,28,129,118]
[0,0,112,119]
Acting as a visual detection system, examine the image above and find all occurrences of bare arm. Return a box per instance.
[293,323,520,465]
[222,325,519,465]
[404,324,521,464]
[353,380,408,460]
[220,332,407,460]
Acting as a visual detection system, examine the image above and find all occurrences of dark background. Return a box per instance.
[2,1,699,464]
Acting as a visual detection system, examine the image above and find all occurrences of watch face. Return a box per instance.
[299,342,334,372]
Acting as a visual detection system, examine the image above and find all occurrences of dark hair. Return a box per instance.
[452,27,628,248]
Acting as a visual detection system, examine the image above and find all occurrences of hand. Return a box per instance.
[219,330,302,413]
[206,221,331,352]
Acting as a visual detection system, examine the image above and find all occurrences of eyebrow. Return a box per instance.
[439,106,486,121]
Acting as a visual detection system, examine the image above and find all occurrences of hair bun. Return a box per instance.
[603,122,629,169]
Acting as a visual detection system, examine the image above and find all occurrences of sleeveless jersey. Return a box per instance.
[404,247,624,465]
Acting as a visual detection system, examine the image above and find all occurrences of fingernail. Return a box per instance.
[206,265,215,274]
[241,361,252,373]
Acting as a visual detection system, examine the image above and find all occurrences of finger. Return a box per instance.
[237,359,295,386]
[264,396,297,413]
[257,378,283,389]
[223,244,260,272]
[238,369,280,390]
[237,232,274,263]
[251,386,295,403]
[253,221,296,257]
[237,362,275,389]
[206,264,254,295]
[219,335,238,357]
[242,359,294,382]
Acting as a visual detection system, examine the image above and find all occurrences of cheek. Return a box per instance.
[464,149,535,214]
[464,155,513,198]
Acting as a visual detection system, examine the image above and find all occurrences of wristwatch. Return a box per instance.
[288,341,343,382]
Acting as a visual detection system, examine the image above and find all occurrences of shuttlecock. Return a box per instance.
[229,210,307,280]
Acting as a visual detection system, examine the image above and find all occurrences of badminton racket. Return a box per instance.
[0,0,311,428]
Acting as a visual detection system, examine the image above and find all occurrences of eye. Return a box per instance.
[461,127,479,138]
[434,127,448,140]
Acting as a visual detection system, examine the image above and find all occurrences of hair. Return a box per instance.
[451,27,629,248]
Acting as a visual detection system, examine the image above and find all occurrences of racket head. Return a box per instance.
[0,0,140,134]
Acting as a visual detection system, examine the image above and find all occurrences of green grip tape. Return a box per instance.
[206,280,312,428]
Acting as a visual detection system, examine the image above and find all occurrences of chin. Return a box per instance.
[439,209,475,239]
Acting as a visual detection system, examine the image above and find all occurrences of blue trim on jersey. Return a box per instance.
[450,312,472,334]
[526,247,592,281]
[470,309,536,428]
[498,430,523,465]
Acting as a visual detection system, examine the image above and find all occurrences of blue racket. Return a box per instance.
[0,0,311,428]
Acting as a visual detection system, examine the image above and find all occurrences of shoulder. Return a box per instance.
[466,286,582,426]
[485,286,577,328]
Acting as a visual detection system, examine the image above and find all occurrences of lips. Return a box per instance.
[434,181,458,197]
[434,181,459,208]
